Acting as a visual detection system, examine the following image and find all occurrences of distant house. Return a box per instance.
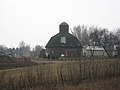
[0,50,5,56]
[45,22,82,58]
[83,46,117,57]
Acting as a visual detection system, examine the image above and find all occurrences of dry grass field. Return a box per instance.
[0,58,120,90]
[0,57,37,70]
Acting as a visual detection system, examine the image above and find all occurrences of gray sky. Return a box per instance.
[0,0,120,48]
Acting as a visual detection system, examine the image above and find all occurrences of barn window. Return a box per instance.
[61,37,66,44]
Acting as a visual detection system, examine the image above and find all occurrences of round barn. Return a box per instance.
[45,22,82,59]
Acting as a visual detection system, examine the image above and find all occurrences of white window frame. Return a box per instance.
[61,37,66,44]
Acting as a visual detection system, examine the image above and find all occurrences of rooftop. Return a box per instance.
[60,22,68,26]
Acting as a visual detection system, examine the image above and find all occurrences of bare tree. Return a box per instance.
[18,41,31,57]
[19,41,25,48]
[0,45,7,51]
[71,25,89,46]
[33,45,42,57]
[71,25,116,57]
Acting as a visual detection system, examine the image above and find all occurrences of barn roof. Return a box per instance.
[45,22,82,48]
[45,32,82,48]
[60,22,68,26]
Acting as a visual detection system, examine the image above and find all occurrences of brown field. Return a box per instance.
[0,58,120,90]
[0,57,37,70]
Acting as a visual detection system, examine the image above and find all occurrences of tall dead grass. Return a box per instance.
[0,58,120,90]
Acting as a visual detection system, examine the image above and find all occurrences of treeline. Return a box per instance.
[0,41,44,58]
[71,25,120,57]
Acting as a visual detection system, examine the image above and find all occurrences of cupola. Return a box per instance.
[59,22,69,33]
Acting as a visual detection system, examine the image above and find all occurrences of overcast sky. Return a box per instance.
[0,0,120,48]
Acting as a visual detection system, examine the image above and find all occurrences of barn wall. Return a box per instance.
[46,47,82,58]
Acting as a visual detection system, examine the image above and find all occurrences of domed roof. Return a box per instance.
[60,22,68,26]
[46,22,82,48]
[45,32,82,48]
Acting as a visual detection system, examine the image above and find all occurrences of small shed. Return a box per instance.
[83,46,117,57]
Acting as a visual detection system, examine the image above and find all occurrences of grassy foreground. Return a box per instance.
[0,58,120,90]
